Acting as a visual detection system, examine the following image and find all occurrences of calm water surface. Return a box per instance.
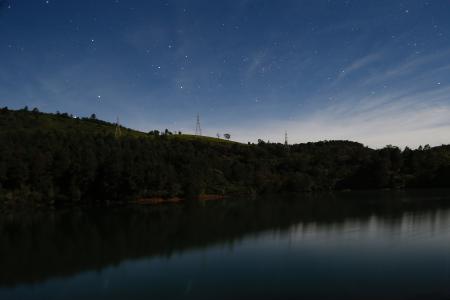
[1,190,450,299]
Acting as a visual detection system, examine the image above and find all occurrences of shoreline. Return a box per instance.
[133,194,226,205]
[2,188,450,212]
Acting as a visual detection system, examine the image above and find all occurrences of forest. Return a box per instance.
[1,107,450,207]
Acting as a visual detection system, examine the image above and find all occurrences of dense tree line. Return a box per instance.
[1,107,450,206]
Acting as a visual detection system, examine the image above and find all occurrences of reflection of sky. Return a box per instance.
[2,209,450,299]
[1,1,450,147]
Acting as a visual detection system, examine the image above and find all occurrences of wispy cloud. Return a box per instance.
[337,52,382,80]
[238,47,445,148]
[229,100,450,149]
[245,49,268,79]
[359,50,450,87]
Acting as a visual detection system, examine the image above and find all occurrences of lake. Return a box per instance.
[1,190,450,299]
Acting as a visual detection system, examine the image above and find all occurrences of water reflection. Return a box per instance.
[1,190,450,299]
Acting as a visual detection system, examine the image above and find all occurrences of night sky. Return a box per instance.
[1,0,450,147]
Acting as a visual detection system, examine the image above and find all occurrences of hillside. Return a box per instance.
[0,107,233,144]
[1,107,450,207]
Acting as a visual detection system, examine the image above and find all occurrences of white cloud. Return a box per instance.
[225,83,450,148]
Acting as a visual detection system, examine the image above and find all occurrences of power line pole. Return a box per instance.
[195,113,202,136]
[115,116,122,138]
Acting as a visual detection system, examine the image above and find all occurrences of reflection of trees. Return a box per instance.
[0,190,450,287]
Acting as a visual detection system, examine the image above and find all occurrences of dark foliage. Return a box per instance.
[1,108,450,205]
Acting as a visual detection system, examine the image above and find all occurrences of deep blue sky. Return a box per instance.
[1,0,450,147]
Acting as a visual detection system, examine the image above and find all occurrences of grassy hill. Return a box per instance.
[0,107,235,144]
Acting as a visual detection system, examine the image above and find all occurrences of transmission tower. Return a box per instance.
[285,131,288,146]
[115,116,122,138]
[195,113,202,136]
